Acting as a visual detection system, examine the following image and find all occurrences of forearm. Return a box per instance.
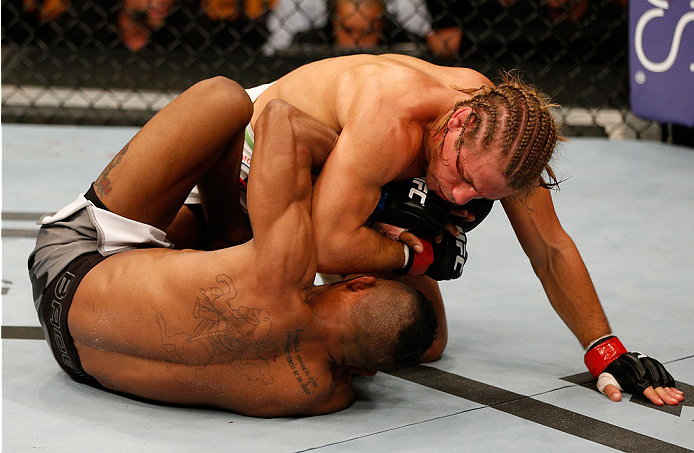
[315,224,406,274]
[533,240,611,349]
[540,243,684,406]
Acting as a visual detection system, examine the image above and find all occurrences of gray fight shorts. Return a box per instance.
[28,186,172,384]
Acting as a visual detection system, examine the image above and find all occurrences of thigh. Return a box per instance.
[92,77,253,231]
[166,201,254,250]
[166,204,207,249]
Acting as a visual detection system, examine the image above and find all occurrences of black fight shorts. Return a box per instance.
[39,251,106,386]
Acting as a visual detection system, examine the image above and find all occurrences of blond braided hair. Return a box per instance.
[437,73,564,195]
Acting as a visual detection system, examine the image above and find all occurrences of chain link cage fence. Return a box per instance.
[1,0,665,139]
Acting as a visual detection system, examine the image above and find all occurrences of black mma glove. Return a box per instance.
[426,231,468,280]
[584,335,676,395]
[450,198,495,233]
[370,177,452,238]
[395,230,467,281]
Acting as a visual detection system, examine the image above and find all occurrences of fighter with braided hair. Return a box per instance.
[173,54,682,407]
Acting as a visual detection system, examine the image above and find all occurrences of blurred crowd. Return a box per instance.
[13,0,626,59]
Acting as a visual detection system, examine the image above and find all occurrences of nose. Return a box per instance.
[451,184,480,205]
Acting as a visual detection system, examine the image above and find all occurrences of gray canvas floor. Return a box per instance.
[2,123,693,452]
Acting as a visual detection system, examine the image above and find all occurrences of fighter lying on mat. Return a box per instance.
[27,79,437,417]
[172,54,683,406]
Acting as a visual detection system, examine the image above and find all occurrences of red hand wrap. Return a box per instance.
[584,336,628,378]
[407,240,434,275]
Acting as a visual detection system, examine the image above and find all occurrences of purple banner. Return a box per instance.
[630,0,694,127]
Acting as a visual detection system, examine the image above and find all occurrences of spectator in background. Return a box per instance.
[547,0,588,21]
[118,0,173,51]
[22,0,69,21]
[546,0,625,22]
[261,0,439,56]
[118,0,275,51]
[19,0,103,45]
[262,0,329,54]
[424,0,462,59]
[201,0,276,21]
[333,0,384,47]
[22,0,457,57]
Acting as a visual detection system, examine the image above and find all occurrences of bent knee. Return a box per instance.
[191,77,253,125]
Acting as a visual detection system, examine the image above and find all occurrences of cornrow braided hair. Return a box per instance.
[437,73,564,195]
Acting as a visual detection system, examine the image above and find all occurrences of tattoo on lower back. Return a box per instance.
[157,274,277,385]
[95,142,129,197]
[285,329,319,395]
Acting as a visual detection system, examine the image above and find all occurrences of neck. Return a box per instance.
[414,88,467,175]
[422,116,447,167]
[421,128,435,167]
[305,286,350,366]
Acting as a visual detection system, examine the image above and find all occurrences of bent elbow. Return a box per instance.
[314,224,355,274]
[315,241,343,274]
[256,99,293,129]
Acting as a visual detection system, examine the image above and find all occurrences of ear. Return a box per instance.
[448,107,473,131]
[345,276,377,292]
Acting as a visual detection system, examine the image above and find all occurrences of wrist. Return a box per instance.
[584,335,627,379]
[394,240,434,276]
[407,240,434,275]
[401,242,410,270]
[585,334,615,352]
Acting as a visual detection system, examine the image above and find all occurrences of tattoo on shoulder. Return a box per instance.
[157,274,278,385]
[285,329,319,395]
[95,142,129,197]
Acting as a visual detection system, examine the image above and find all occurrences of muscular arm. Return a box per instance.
[505,188,684,406]
[247,100,338,289]
[312,113,422,274]
[502,188,611,348]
